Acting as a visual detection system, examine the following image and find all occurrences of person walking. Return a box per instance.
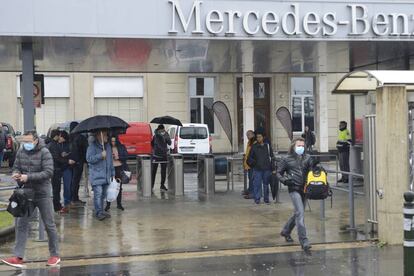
[58,131,75,211]
[69,122,88,206]
[1,130,60,268]
[243,130,256,199]
[47,129,66,213]
[0,123,6,166]
[277,137,315,254]
[86,131,115,221]
[151,124,171,192]
[105,136,128,211]
[336,121,352,183]
[301,126,316,152]
[247,130,274,204]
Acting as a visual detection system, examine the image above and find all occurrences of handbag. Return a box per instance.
[106,178,121,202]
[121,170,131,184]
[7,187,34,217]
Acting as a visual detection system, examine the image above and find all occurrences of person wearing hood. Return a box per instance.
[277,137,315,255]
[151,124,171,191]
[1,130,60,268]
[86,130,115,221]
[247,129,274,204]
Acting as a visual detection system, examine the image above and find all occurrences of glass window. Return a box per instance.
[179,127,208,139]
[291,77,315,133]
[189,77,215,133]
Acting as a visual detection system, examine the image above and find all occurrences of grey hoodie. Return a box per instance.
[12,139,54,199]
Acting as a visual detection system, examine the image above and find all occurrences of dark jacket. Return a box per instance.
[113,142,129,171]
[59,141,72,171]
[277,153,314,194]
[70,134,88,164]
[12,139,54,199]
[47,140,67,170]
[151,130,171,159]
[0,130,6,151]
[248,142,274,171]
[301,131,315,147]
[86,137,115,186]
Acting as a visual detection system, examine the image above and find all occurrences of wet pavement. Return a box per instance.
[0,242,404,275]
[0,161,376,275]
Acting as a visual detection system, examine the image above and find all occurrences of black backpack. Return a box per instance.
[7,188,32,217]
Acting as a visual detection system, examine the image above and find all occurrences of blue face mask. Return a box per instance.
[23,143,35,151]
[295,146,305,155]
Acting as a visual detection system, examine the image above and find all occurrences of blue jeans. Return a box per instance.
[252,169,271,203]
[92,184,109,216]
[62,168,72,206]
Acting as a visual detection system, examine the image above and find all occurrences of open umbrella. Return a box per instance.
[150,115,182,126]
[71,115,129,134]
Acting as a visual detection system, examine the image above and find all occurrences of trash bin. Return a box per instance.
[198,154,215,194]
[136,155,152,197]
[214,157,228,175]
[168,154,184,196]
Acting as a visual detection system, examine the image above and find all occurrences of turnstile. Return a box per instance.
[198,154,215,194]
[168,154,184,196]
[136,155,152,197]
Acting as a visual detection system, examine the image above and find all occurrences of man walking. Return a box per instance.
[2,130,60,268]
[151,125,171,192]
[336,121,352,183]
[247,130,274,204]
[277,137,314,254]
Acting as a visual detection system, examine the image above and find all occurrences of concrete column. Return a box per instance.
[376,85,408,245]
[317,42,329,152]
[242,74,254,150]
[21,42,35,131]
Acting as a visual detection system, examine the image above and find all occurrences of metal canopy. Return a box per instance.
[332,70,414,94]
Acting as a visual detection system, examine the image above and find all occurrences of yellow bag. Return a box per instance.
[304,169,330,200]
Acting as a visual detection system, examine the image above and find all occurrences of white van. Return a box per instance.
[168,123,211,156]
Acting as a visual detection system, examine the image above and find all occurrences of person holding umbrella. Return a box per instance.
[151,124,171,192]
[86,130,115,221]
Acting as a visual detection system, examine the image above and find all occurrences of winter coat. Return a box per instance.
[86,138,115,186]
[243,140,255,170]
[47,140,68,171]
[70,134,88,164]
[301,131,316,147]
[247,142,274,171]
[12,139,54,199]
[151,131,171,159]
[277,153,315,194]
[0,130,6,151]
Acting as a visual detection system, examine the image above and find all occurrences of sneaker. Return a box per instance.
[117,204,125,211]
[160,185,168,192]
[58,207,69,214]
[2,257,25,268]
[303,245,312,255]
[254,200,260,204]
[47,256,61,266]
[96,213,106,221]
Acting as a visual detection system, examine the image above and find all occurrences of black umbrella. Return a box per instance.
[71,115,129,134]
[270,174,279,200]
[150,115,182,126]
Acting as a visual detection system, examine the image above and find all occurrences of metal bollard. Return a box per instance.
[348,174,356,231]
[168,154,184,196]
[198,154,215,194]
[404,191,414,276]
[136,155,152,197]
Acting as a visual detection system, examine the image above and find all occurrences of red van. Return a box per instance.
[118,122,152,157]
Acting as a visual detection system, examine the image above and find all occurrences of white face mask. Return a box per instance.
[295,146,305,155]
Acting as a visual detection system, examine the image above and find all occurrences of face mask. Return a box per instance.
[23,143,35,151]
[295,146,305,155]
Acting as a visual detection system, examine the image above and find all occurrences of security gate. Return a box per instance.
[364,114,377,234]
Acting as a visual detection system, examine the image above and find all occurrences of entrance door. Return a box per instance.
[237,77,271,151]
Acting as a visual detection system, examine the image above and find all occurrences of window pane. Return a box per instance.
[291,77,314,96]
[254,81,266,99]
[189,78,196,97]
[196,78,204,96]
[191,98,201,124]
[179,127,208,139]
[304,97,315,131]
[203,97,215,133]
[292,97,303,132]
[204,78,214,97]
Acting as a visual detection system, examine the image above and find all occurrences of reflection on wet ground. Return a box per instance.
[0,243,404,276]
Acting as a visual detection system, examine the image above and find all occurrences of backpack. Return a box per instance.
[304,167,331,200]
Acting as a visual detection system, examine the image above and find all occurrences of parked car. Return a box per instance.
[1,122,21,167]
[167,123,212,158]
[118,122,152,157]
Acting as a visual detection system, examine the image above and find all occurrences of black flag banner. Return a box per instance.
[276,106,293,141]
[212,101,233,147]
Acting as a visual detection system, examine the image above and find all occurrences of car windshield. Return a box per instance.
[179,127,208,139]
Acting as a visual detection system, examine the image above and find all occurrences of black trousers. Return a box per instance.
[71,162,84,202]
[151,156,167,188]
[338,150,350,181]
[51,169,62,212]
[115,166,123,205]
